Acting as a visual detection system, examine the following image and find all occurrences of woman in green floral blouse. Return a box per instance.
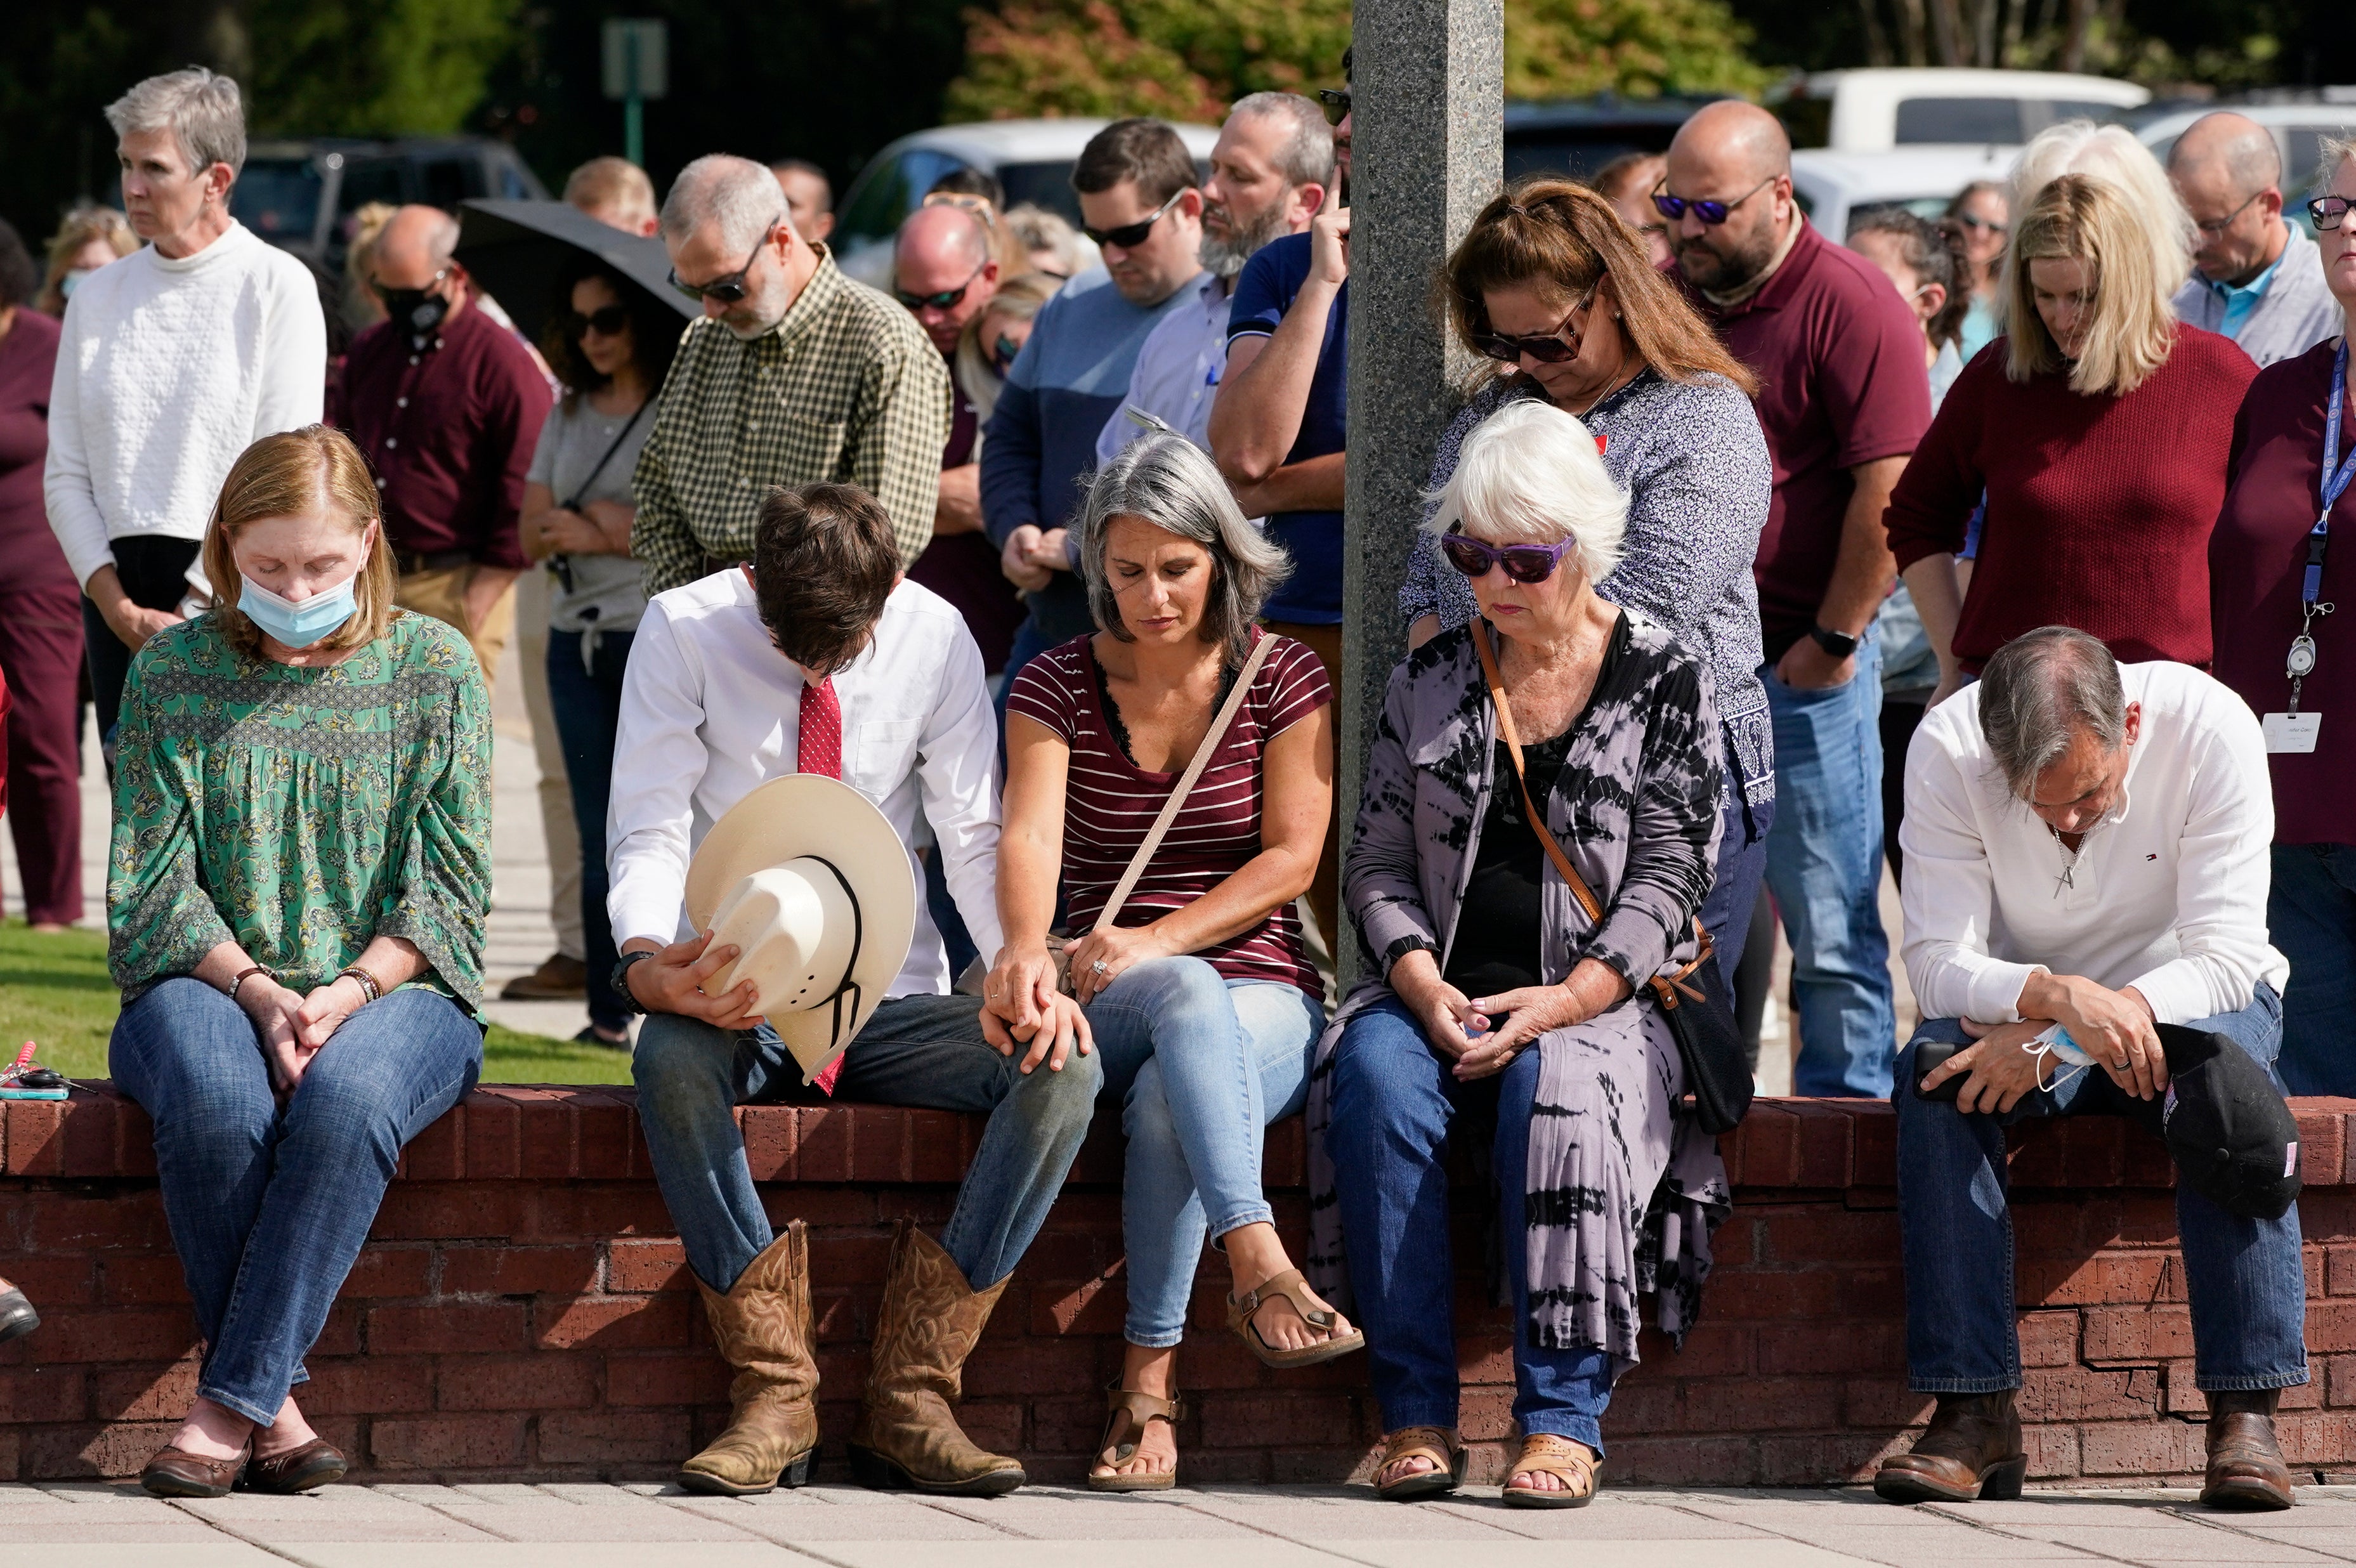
[107,426,493,1499]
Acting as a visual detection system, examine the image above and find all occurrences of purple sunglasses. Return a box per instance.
[1439,529,1578,584]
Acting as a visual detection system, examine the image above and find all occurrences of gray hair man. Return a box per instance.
[632,153,948,593]
[1882,626,2304,1512]
[2166,112,2343,367]
[44,65,327,745]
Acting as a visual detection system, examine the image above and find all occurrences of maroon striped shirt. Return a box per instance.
[1007,630,1331,995]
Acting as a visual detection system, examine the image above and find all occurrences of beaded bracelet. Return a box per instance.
[337,965,384,1005]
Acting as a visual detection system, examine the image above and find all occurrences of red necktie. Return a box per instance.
[797,676,847,1095]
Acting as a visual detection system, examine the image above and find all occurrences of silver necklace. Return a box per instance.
[2046,823,2081,898]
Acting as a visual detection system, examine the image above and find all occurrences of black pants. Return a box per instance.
[1880,697,1928,889]
[83,535,204,745]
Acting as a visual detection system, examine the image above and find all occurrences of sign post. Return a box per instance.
[601,18,671,169]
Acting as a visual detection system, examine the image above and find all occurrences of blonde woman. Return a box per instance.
[1886,172,2258,703]
[107,426,492,1498]
[955,270,1059,430]
[36,204,138,316]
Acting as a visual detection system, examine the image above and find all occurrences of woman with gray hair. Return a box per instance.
[988,428,1359,1491]
[1312,399,1731,1505]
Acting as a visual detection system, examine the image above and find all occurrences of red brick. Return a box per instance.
[1680,1376,1843,1432]
[1759,1208,1899,1264]
[1030,1276,1126,1338]
[534,1409,690,1465]
[461,1091,521,1179]
[2026,1420,2081,1477]
[964,1336,1104,1399]
[1701,1268,1847,1320]
[605,1351,733,1407]
[368,1301,528,1355]
[1757,1430,1906,1485]
[3,1098,117,1178]
[312,1301,364,1357]
[609,1239,690,1293]
[2295,1107,2346,1189]
[371,1184,531,1242]
[522,1186,676,1243]
[442,1245,601,1297]
[2081,1305,2195,1362]
[532,1291,695,1350]
[91,1359,200,1421]
[1732,1104,1800,1187]
[1784,1101,1859,1187]
[371,1414,528,1470]
[397,1107,466,1181]
[339,1245,433,1298]
[2018,1309,2080,1367]
[2330,1246,2356,1297]
[2018,1365,2163,1422]
[2018,1251,2169,1307]
[849,1106,913,1182]
[33,1309,196,1364]
[0,1253,97,1305]
[300,1356,435,1414]
[1842,1379,1934,1428]
[2331,1353,2356,1407]
[575,1092,636,1179]
[436,1353,598,1411]
[0,1368,89,1423]
[1606,1433,1760,1486]
[741,1106,794,1182]
[1759,1321,1898,1376]
[2078,1418,2206,1476]
[26,1420,180,1479]
[794,1106,853,1182]
[2310,1298,2356,1352]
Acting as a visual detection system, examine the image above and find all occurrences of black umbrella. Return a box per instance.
[454,199,695,353]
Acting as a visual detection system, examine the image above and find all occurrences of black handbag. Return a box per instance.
[1472,621,1755,1135]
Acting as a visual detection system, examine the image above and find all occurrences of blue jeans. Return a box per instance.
[1761,629,1897,1097]
[1086,959,1325,1347]
[1326,993,1616,1454]
[2267,842,2356,1096]
[1892,986,2308,1394]
[546,628,634,1031]
[1703,784,1777,981]
[110,979,483,1426]
[633,991,1103,1292]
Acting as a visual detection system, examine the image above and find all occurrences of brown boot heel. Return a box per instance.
[678,1223,821,1497]
[2202,1390,2294,1512]
[1875,1391,2026,1505]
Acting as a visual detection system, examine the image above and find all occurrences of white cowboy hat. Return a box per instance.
[683,774,916,1085]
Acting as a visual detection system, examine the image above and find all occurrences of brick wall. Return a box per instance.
[3,1088,2351,1488]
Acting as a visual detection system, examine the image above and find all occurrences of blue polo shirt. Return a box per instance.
[1227,233,1348,625]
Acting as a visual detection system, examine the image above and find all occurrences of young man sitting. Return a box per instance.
[608,483,1099,1498]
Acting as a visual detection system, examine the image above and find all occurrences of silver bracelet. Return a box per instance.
[337,965,383,1005]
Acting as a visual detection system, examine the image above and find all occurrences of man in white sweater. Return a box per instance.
[44,67,325,743]
[1876,627,2305,1512]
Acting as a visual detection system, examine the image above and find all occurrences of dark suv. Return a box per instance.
[232,138,549,270]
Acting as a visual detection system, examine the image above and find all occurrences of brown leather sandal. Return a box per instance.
[1087,1385,1186,1493]
[1373,1425,1467,1501]
[1502,1432,1599,1509]
[1226,1267,1366,1369]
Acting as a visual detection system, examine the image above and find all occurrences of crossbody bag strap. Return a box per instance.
[558,396,653,511]
[1096,630,1279,930]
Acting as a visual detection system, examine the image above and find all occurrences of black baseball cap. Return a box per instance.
[2150,1024,2303,1221]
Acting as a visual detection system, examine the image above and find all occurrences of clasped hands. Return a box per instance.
[1389,948,1630,1080]
[1000,525,1070,592]
[1918,971,2168,1115]
[237,971,381,1095]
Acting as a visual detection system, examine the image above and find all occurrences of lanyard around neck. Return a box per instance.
[2286,339,2354,710]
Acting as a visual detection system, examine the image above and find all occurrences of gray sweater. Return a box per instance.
[2171,223,2344,370]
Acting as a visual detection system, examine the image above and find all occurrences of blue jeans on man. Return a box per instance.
[1892,986,2307,1396]
[2265,842,2356,1097]
[1762,627,1896,1097]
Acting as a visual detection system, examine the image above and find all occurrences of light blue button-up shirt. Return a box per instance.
[2206,245,2286,343]
[1094,270,1234,464]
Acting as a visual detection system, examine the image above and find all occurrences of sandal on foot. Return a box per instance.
[1373,1425,1467,1501]
[1226,1267,1366,1369]
[1087,1385,1185,1493]
[1502,1433,1599,1509]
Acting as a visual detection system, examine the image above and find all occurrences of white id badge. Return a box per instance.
[2263,712,2322,753]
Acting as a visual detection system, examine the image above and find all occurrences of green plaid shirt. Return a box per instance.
[631,250,950,594]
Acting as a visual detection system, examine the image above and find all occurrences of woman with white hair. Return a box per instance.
[987,428,1359,1492]
[1312,400,1729,1506]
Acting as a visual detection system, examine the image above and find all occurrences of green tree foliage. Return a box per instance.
[1505,0,1774,100]
[244,0,526,137]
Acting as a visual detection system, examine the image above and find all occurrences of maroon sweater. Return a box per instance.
[1884,325,2258,671]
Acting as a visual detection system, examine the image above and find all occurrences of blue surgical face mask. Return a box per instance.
[60,268,96,299]
[240,570,360,648]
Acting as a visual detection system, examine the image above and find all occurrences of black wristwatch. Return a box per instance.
[1809,623,1860,660]
[612,950,657,1014]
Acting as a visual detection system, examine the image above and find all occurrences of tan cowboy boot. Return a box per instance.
[2201,1390,2294,1511]
[1874,1391,2027,1503]
[846,1220,1025,1496]
[677,1222,820,1495]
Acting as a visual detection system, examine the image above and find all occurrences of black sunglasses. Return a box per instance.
[1439,529,1579,584]
[2307,195,2349,232]
[564,304,631,339]
[1082,186,1186,250]
[991,332,1023,372]
[896,257,990,312]
[1651,174,1776,226]
[1468,290,1596,365]
[669,221,780,304]
[1318,88,1350,126]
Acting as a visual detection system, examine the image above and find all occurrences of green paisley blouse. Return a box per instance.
[107,610,494,1010]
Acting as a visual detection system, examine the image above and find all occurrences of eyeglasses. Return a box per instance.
[565,304,631,339]
[2312,195,2351,232]
[1082,186,1186,250]
[2194,188,2267,238]
[669,220,782,304]
[1954,211,2008,235]
[896,256,991,312]
[1651,175,1776,226]
[1318,88,1351,127]
[1467,290,1597,365]
[991,332,1023,372]
[923,191,999,228]
[1439,529,1579,584]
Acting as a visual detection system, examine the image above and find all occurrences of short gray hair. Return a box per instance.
[1977,626,2127,800]
[1228,92,1337,193]
[107,67,246,180]
[1080,427,1292,660]
[661,154,789,254]
[1423,399,1629,584]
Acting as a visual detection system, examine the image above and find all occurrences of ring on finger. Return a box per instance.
[1092,960,1109,975]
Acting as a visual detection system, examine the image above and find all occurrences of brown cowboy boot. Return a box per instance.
[846,1220,1025,1496]
[0,1275,37,1346]
[1875,1391,2027,1503]
[677,1222,820,1495]
[2201,1390,2294,1511]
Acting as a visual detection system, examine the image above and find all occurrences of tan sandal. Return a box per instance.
[1226,1267,1366,1369]
[1374,1425,1467,1501]
[1502,1432,1599,1509]
[1087,1385,1184,1493]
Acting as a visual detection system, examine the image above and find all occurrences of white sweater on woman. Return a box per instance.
[44,221,325,588]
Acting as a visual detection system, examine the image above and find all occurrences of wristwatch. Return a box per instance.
[612,950,657,1015]
[1809,623,1860,660]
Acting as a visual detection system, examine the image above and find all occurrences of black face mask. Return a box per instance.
[381,287,449,339]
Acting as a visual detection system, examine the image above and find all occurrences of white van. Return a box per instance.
[1805,68,2149,152]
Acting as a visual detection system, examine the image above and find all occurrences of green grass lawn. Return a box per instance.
[0,922,630,1085]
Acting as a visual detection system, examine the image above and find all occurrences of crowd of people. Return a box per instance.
[0,55,2348,1517]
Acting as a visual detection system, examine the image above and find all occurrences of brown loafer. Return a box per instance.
[1875,1391,2026,1504]
[141,1442,251,1498]
[242,1438,348,1494]
[2202,1390,2293,1511]
[501,953,587,1000]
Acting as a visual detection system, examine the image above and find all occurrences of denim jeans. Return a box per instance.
[546,628,635,1030]
[2267,842,2356,1096]
[1761,627,1897,1097]
[633,991,1103,1293]
[1326,993,1616,1454]
[110,979,483,1425]
[1703,785,1777,981]
[1893,985,2308,1394]
[1086,959,1325,1347]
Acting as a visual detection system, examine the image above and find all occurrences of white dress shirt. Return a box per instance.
[1900,662,2289,1028]
[607,570,1005,997]
[1095,270,1233,462]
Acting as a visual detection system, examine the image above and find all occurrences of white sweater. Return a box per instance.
[1899,662,2289,1028]
[44,221,325,588]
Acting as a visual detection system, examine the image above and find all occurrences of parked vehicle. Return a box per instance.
[832,119,1221,289]
[1803,68,2148,152]
[1503,96,1725,183]
[232,137,550,271]
[1790,146,2018,241]
[2137,96,2356,206]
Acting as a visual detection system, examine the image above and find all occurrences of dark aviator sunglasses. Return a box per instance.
[896,257,991,313]
[1467,289,1597,365]
[1081,186,1186,251]
[669,221,780,304]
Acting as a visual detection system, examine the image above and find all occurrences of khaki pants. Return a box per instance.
[396,565,517,701]
[513,567,586,960]
[1263,618,1341,964]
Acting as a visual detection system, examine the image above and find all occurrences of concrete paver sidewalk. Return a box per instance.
[0,1482,2350,1568]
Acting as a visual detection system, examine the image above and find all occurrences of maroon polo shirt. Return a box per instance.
[1675,219,1932,661]
[2211,337,2356,846]
[906,352,1024,673]
[338,300,553,571]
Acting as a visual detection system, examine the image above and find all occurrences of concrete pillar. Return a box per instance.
[1338,0,1503,983]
